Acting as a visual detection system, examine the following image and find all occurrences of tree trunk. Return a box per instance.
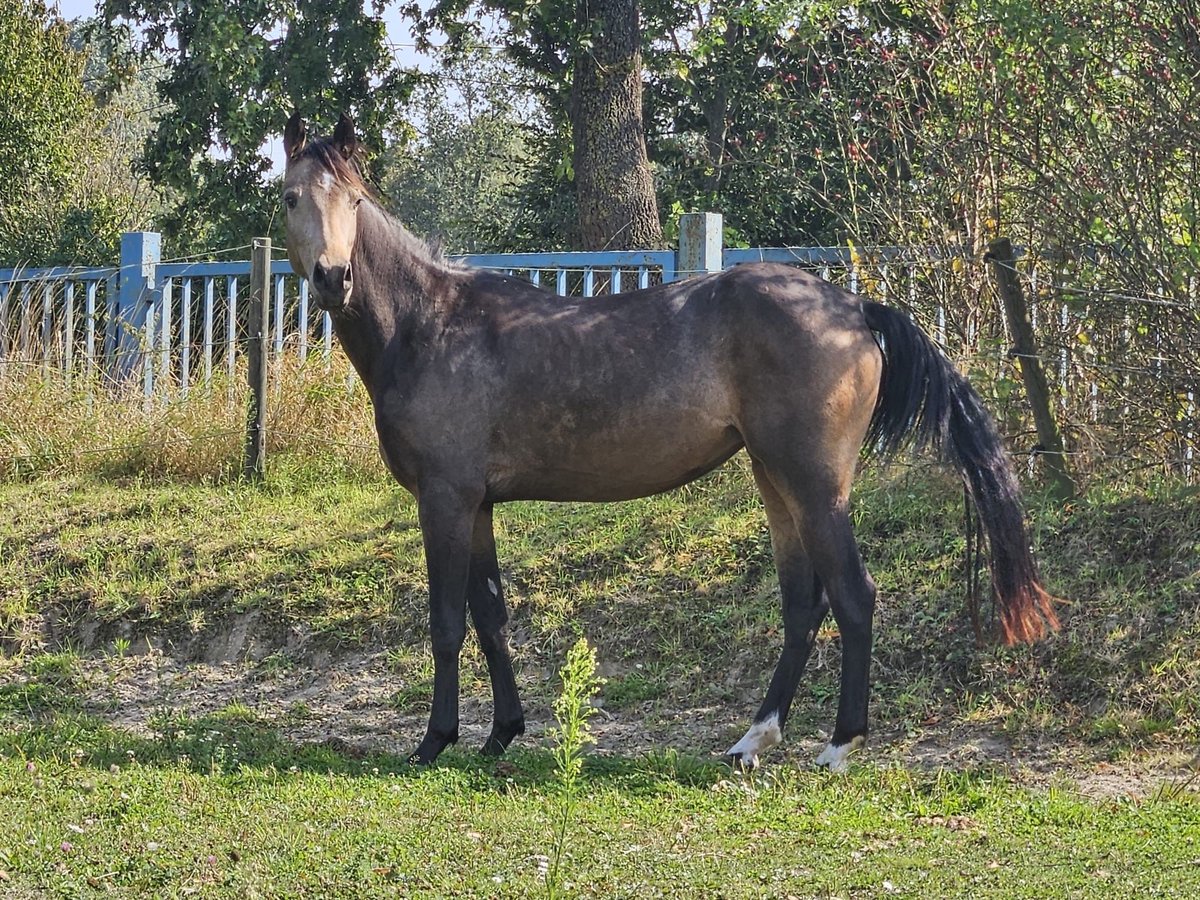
[569,0,663,250]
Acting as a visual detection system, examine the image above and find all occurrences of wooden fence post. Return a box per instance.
[987,237,1078,501]
[244,237,270,480]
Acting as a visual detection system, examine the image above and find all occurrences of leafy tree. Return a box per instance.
[100,0,418,254]
[646,2,842,246]
[408,0,664,250]
[378,53,549,252]
[569,0,663,249]
[0,0,108,264]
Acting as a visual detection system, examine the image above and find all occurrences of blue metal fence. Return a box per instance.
[0,237,692,395]
[0,217,970,397]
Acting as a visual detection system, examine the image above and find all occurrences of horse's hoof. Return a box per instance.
[479,735,507,757]
[408,729,458,766]
[726,750,760,772]
[480,719,525,756]
[814,735,865,772]
[725,713,781,771]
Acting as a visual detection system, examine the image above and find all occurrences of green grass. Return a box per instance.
[1,712,1197,897]
[3,458,1200,893]
[3,459,1199,750]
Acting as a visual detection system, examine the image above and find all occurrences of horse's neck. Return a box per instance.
[334,205,450,391]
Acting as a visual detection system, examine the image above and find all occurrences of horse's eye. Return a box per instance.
[353,196,363,208]
[284,194,298,210]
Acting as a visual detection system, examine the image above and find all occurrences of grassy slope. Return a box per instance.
[2,459,1199,748]
[2,460,1200,895]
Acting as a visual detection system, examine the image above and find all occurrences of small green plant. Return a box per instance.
[545,636,603,900]
[602,670,664,710]
[110,637,131,660]
[27,650,79,684]
[255,651,294,678]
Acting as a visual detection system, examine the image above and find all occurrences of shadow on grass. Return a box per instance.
[0,692,729,795]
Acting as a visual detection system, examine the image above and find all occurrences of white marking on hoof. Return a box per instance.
[487,578,499,597]
[815,735,865,772]
[726,713,781,769]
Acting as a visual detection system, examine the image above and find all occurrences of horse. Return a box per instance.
[281,113,1059,770]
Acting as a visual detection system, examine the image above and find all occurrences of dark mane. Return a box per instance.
[354,199,462,274]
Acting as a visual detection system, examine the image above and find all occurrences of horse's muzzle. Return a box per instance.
[312,260,353,310]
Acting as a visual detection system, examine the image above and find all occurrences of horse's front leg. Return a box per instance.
[468,505,525,755]
[409,478,482,765]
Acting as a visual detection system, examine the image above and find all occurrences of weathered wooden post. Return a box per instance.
[244,237,270,480]
[988,237,1078,501]
[677,212,723,279]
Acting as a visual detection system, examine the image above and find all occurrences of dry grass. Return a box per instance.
[0,355,383,480]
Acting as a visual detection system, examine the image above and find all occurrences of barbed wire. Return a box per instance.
[0,239,265,285]
[990,258,1199,313]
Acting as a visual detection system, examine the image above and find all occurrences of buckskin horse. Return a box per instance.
[281,113,1058,770]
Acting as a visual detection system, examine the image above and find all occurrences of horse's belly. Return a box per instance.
[487,423,744,502]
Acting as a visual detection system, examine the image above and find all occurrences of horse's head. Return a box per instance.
[282,112,367,311]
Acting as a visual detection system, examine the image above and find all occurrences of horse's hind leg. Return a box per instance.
[467,505,525,755]
[727,461,830,769]
[794,491,877,772]
[751,460,878,771]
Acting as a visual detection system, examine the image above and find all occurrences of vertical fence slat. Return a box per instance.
[203,276,215,388]
[556,269,567,296]
[143,284,156,399]
[226,276,239,383]
[85,280,97,383]
[530,270,541,288]
[273,273,285,356]
[64,282,75,382]
[40,282,53,377]
[610,266,621,295]
[18,283,32,360]
[104,272,118,369]
[583,268,594,297]
[246,239,270,479]
[298,279,309,363]
[226,278,238,384]
[638,266,649,289]
[0,282,9,365]
[159,278,172,391]
[181,278,192,396]
[323,310,332,361]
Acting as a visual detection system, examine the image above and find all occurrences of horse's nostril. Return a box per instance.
[343,263,353,288]
[313,261,328,286]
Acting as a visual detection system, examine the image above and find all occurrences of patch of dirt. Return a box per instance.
[886,726,1194,800]
[11,611,1199,798]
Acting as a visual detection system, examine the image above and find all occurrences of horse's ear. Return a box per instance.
[333,112,359,159]
[284,112,307,161]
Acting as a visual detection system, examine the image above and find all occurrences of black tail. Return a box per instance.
[862,301,1059,644]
